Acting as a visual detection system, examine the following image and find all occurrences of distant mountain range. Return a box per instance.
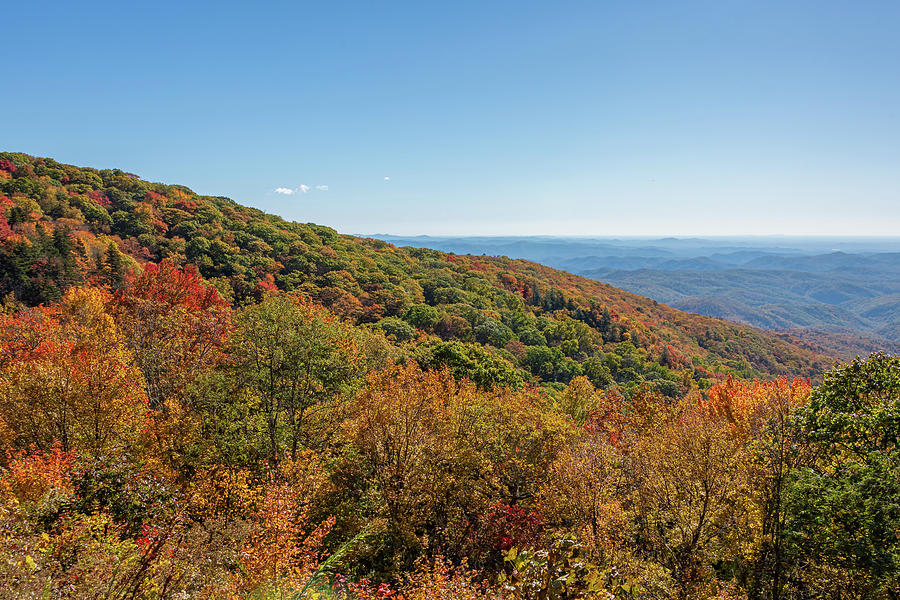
[371,235,900,358]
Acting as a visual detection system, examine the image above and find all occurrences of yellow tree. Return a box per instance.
[343,363,486,560]
[0,287,147,458]
[700,377,812,599]
[539,429,628,566]
[474,384,571,508]
[629,400,752,599]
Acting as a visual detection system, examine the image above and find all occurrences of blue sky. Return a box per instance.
[3,1,899,236]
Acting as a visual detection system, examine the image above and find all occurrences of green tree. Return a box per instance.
[473,318,514,348]
[102,241,126,288]
[413,341,524,390]
[785,353,900,598]
[403,303,440,331]
[232,294,362,460]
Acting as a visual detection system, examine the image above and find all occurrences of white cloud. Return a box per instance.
[276,183,328,194]
[384,176,390,182]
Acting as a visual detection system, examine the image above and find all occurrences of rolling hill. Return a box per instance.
[372,234,900,357]
[0,152,833,389]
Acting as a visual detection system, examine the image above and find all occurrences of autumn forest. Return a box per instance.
[1,152,898,599]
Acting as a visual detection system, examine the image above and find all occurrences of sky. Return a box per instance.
[2,1,899,236]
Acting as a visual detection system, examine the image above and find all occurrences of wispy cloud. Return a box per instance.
[276,183,328,194]
[384,176,391,182]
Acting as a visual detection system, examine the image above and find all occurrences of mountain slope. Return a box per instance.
[371,235,900,349]
[0,152,832,386]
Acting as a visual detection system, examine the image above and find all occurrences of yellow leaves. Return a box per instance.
[0,287,148,457]
[189,467,259,522]
[59,286,117,344]
[539,433,628,561]
[141,397,202,479]
[557,375,598,424]
[345,362,572,562]
[346,364,463,518]
[232,477,334,596]
[278,450,329,503]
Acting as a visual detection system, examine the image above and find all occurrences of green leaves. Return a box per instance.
[785,353,900,596]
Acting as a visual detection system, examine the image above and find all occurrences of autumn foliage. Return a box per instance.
[0,152,896,599]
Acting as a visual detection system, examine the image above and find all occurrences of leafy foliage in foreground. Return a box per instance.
[0,257,896,599]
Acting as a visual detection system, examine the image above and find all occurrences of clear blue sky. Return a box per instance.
[3,1,898,236]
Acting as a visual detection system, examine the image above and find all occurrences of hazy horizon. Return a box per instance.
[363,232,900,254]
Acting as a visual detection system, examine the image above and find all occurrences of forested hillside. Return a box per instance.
[0,152,829,390]
[3,153,898,599]
[373,235,900,357]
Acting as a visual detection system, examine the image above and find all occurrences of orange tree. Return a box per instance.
[340,363,570,577]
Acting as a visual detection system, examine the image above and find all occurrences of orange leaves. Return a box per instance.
[0,308,57,365]
[345,363,569,563]
[188,466,258,523]
[346,364,460,514]
[3,443,78,503]
[236,480,334,592]
[701,376,811,440]
[218,455,333,596]
[187,451,329,526]
[351,556,500,600]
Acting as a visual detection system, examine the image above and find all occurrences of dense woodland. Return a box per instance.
[375,234,900,355]
[1,153,898,599]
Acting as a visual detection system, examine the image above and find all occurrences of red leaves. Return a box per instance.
[111,260,231,407]
[172,197,198,211]
[144,190,168,205]
[478,502,544,551]
[0,308,58,364]
[346,579,400,599]
[116,260,227,314]
[135,523,158,554]
[86,189,111,208]
[0,195,14,240]
[255,273,279,295]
